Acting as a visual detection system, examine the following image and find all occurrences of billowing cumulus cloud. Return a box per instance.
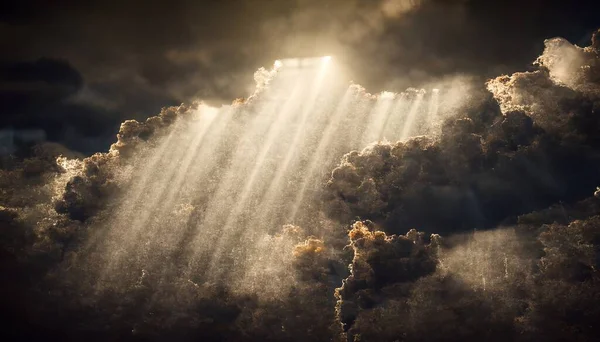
[325,31,600,236]
[333,213,600,341]
[2,26,600,342]
[326,29,600,342]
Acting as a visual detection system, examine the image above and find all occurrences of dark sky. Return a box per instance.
[1,0,599,153]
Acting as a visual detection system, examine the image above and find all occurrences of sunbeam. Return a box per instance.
[288,87,353,221]
[70,57,465,297]
[246,58,332,234]
[400,90,425,140]
[4,10,600,341]
[361,91,397,145]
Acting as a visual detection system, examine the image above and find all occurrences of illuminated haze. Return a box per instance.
[2,28,600,341]
[71,56,464,300]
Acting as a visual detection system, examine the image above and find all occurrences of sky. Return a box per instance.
[1,0,599,153]
[2,2,600,341]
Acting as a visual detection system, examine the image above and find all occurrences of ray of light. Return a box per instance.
[84,117,185,260]
[162,106,234,206]
[141,86,288,285]
[243,61,332,232]
[288,86,353,221]
[203,64,331,281]
[97,106,223,280]
[427,89,440,134]
[134,106,235,258]
[400,91,425,140]
[361,92,397,145]
[184,70,311,279]
[378,93,407,141]
[81,57,460,298]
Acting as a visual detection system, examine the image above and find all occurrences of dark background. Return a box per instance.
[1,0,599,153]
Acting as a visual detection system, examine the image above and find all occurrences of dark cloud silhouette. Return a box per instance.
[323,30,600,341]
[0,58,121,152]
[2,0,599,153]
[333,213,600,342]
[325,31,600,236]
[2,13,600,342]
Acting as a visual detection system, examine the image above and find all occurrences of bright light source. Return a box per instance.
[380,91,396,99]
[276,56,331,68]
[197,103,219,121]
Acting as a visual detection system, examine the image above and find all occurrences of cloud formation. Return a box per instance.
[326,31,600,236]
[2,1,599,152]
[2,25,600,342]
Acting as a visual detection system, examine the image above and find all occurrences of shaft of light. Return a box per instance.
[98,109,220,280]
[288,87,353,221]
[204,67,328,281]
[77,58,461,298]
[378,93,407,141]
[427,89,440,133]
[361,92,397,146]
[246,60,331,232]
[185,71,310,279]
[400,92,425,140]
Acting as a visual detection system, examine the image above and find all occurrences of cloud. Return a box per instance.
[0,58,122,152]
[334,214,600,341]
[325,28,600,342]
[380,0,423,18]
[2,22,600,342]
[2,1,599,153]
[325,32,600,236]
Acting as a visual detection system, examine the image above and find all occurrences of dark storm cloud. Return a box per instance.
[0,102,338,341]
[2,0,599,152]
[1,31,600,340]
[325,32,600,340]
[333,213,600,341]
[0,58,122,152]
[2,3,600,341]
[325,31,600,236]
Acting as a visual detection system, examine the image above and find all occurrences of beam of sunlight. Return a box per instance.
[184,70,311,279]
[154,86,289,283]
[98,108,223,281]
[157,105,231,211]
[245,60,332,233]
[378,93,407,141]
[361,92,397,145]
[400,91,425,140]
[84,117,185,259]
[76,58,472,300]
[133,106,232,256]
[288,87,353,221]
[427,88,440,134]
[203,66,331,281]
